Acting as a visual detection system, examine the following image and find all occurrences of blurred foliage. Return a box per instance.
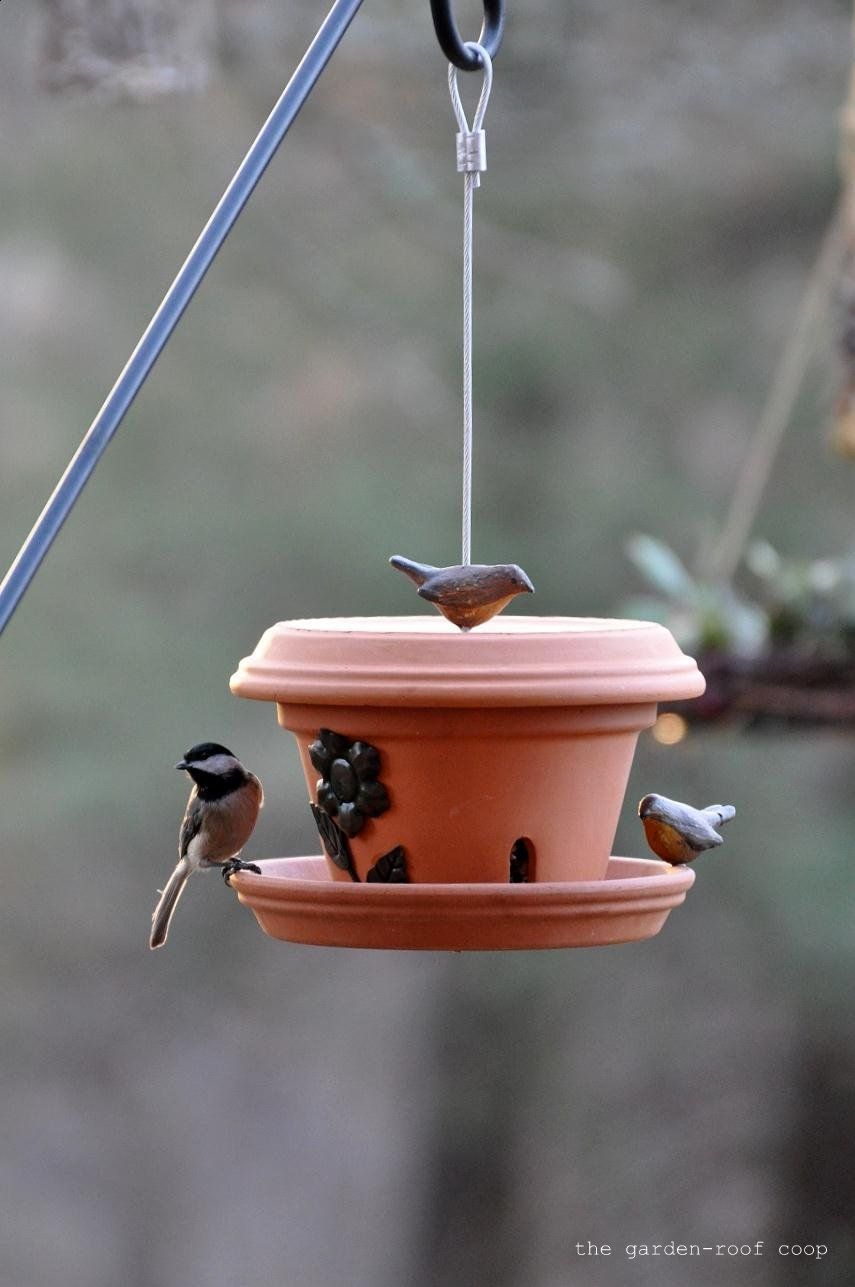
[624,532,768,655]
[624,531,855,658]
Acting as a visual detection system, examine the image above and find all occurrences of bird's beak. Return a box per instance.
[520,571,535,593]
[175,760,190,771]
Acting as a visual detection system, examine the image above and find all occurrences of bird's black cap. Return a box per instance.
[176,741,236,770]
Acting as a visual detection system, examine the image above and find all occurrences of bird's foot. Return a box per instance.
[222,858,262,885]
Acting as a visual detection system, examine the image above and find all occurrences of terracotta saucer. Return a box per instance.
[230,856,695,951]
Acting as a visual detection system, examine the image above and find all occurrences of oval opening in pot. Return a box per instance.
[510,837,535,883]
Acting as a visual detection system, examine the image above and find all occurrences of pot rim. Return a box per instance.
[231,615,705,707]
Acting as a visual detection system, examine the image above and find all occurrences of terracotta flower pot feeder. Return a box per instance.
[222,41,713,951]
[228,613,706,950]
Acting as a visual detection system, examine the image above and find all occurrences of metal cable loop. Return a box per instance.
[448,45,493,133]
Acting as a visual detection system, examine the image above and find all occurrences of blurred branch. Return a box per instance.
[705,5,855,581]
[701,204,845,584]
[831,11,855,458]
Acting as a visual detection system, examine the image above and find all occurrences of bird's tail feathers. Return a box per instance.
[703,804,736,827]
[150,858,191,950]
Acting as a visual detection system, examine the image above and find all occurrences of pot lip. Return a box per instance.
[230,615,706,707]
[244,616,677,636]
[234,854,694,899]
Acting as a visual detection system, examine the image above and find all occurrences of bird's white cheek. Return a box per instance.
[191,753,239,776]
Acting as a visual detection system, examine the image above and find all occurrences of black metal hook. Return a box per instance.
[430,0,505,70]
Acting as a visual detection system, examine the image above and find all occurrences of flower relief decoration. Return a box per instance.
[308,728,405,882]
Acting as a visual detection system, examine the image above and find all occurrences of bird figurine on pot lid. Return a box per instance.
[390,555,534,630]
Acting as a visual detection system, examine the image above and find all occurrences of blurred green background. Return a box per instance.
[2,2,854,1284]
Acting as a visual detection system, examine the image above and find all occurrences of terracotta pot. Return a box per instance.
[230,616,704,886]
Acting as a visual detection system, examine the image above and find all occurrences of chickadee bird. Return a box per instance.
[390,555,534,630]
[149,742,263,950]
[638,793,735,865]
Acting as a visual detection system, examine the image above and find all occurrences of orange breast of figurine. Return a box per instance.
[642,817,693,864]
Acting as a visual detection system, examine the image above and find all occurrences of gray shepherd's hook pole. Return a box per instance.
[0,0,365,636]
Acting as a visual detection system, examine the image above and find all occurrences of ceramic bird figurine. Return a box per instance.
[638,793,735,865]
[389,555,534,630]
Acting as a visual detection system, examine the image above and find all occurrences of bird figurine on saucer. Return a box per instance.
[638,793,735,865]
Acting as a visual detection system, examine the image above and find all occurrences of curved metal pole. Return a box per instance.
[0,0,365,637]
